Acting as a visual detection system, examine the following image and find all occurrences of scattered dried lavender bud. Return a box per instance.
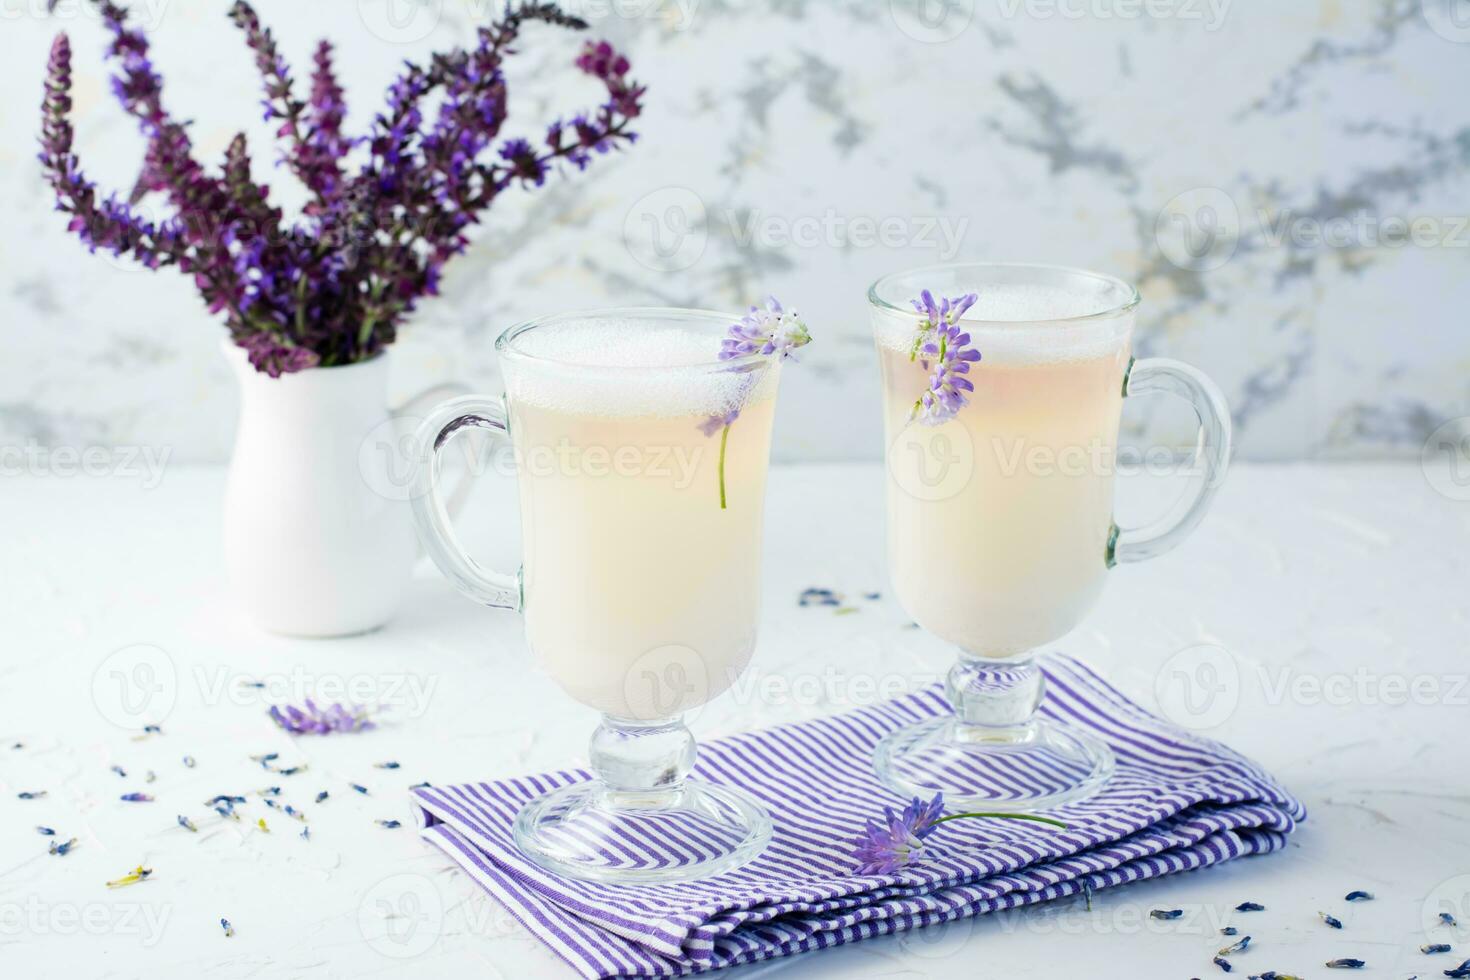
[799,588,842,607]
[37,826,56,836]
[1221,927,1238,936]
[1218,935,1251,957]
[375,761,400,769]
[1446,959,1470,979]
[121,793,154,803]
[864,592,882,600]
[178,815,198,832]
[50,838,78,856]
[315,791,329,803]
[409,782,431,790]
[1213,955,1232,972]
[252,753,279,766]
[277,766,305,776]
[18,791,48,800]
[1251,973,1304,980]
[1150,909,1184,920]
[264,798,280,810]
[1323,959,1364,969]
[1443,913,1459,927]
[284,805,304,822]
[1421,944,1452,954]
[261,786,281,797]
[220,918,234,938]
[1235,902,1265,912]
[1343,891,1372,902]
[1319,912,1343,929]
[183,756,196,768]
[256,818,269,833]
[106,865,152,889]
[243,681,266,689]
[111,765,127,778]
[351,783,369,795]
[300,826,311,841]
[377,819,402,829]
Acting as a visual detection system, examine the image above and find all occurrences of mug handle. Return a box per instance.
[409,394,522,610]
[395,383,474,537]
[1108,357,1232,567]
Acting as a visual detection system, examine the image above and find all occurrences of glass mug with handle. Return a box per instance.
[870,262,1231,810]
[409,308,784,883]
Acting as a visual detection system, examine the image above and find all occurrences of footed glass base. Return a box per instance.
[874,715,1114,811]
[513,779,772,884]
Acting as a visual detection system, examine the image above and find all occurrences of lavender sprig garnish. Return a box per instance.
[906,290,980,425]
[269,699,375,735]
[703,297,810,509]
[40,1,645,377]
[850,792,1065,875]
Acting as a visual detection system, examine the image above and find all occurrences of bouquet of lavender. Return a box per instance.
[39,1,644,376]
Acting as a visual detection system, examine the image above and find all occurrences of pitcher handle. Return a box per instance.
[1108,357,1232,567]
[409,394,522,610]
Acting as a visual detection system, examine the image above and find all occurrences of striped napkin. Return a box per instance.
[412,655,1305,978]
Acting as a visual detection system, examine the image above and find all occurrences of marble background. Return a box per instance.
[2,0,1467,463]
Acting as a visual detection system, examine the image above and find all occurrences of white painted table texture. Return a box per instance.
[0,461,1465,978]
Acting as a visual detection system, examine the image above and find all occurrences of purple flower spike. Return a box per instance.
[701,296,813,509]
[852,794,945,875]
[906,291,981,425]
[268,699,375,735]
[850,791,1067,875]
[719,297,811,362]
[39,2,645,377]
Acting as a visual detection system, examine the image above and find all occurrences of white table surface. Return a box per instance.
[2,461,1467,979]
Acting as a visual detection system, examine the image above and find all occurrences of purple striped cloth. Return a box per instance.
[411,655,1304,978]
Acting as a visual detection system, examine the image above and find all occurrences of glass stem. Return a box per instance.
[589,715,695,809]
[947,653,1044,740]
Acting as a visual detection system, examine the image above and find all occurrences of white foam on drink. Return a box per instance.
[872,283,1132,364]
[503,316,775,417]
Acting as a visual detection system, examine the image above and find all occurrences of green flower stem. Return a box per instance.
[932,812,1068,829]
[718,423,730,510]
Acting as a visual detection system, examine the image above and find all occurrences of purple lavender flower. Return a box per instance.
[850,792,1067,875]
[852,794,945,875]
[40,1,645,377]
[907,290,981,425]
[268,699,375,735]
[702,296,812,509]
[720,297,812,361]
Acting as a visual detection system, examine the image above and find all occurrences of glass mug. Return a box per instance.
[409,308,781,883]
[870,262,1231,810]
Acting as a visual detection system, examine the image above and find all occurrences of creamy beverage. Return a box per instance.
[504,320,780,719]
[876,286,1130,657]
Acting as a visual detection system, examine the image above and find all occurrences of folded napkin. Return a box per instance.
[412,655,1305,978]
